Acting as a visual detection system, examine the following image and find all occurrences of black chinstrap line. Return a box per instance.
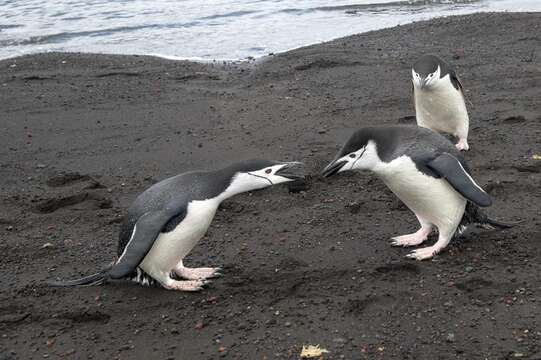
[248,172,273,185]
[351,147,366,168]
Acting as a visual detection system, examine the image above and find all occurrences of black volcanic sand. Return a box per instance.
[1,12,541,360]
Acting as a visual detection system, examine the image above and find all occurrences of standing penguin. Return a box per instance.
[322,125,511,260]
[50,159,305,291]
[412,54,470,151]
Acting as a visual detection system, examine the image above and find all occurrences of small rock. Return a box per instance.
[42,243,54,249]
[36,164,47,169]
[317,128,327,134]
[446,333,455,342]
[5,226,13,231]
[345,202,362,214]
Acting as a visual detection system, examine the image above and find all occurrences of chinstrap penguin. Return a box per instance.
[412,54,470,151]
[50,159,305,291]
[322,125,511,260]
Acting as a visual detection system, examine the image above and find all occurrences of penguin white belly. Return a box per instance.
[375,156,466,229]
[139,199,219,278]
[414,80,469,137]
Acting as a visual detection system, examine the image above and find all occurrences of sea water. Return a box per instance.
[0,0,540,61]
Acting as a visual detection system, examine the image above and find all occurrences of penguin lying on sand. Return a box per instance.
[50,159,305,291]
[322,125,511,260]
[412,54,470,151]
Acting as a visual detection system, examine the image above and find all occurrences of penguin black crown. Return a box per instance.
[50,159,305,291]
[323,125,512,260]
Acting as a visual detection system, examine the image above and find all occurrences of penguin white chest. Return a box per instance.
[375,156,466,228]
[414,77,469,136]
[139,199,219,276]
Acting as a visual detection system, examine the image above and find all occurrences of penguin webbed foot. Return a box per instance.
[163,278,210,292]
[406,246,440,261]
[391,233,429,247]
[174,266,222,280]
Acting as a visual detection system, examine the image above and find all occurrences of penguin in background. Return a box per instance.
[50,159,305,291]
[412,54,470,151]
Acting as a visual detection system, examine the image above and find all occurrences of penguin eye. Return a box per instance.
[265,168,272,174]
[349,153,356,158]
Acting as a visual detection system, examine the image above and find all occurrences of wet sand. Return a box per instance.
[1,12,541,360]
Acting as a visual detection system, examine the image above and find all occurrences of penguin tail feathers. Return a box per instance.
[463,202,521,230]
[482,217,521,230]
[48,268,110,287]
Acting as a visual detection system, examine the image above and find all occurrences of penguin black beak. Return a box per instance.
[275,162,305,180]
[322,160,347,178]
[420,77,428,89]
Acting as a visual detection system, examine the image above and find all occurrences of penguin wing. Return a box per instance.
[427,153,492,207]
[108,209,184,279]
[449,69,463,91]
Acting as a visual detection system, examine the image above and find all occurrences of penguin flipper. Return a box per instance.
[108,210,179,279]
[449,70,463,91]
[427,153,492,207]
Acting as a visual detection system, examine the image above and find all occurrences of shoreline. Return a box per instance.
[1,10,539,64]
[1,12,541,360]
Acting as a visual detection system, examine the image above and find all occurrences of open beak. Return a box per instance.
[322,160,347,178]
[275,162,305,180]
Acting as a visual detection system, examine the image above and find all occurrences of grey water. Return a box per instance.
[1,0,540,61]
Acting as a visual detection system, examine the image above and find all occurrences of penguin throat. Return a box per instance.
[248,173,273,186]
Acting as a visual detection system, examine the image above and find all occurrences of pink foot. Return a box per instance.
[391,227,431,247]
[455,139,469,151]
[163,278,208,291]
[391,233,427,247]
[406,246,442,260]
[174,266,222,280]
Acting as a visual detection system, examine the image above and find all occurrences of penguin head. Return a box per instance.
[412,54,443,90]
[226,159,305,193]
[322,129,381,177]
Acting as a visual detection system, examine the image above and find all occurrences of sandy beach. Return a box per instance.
[1,12,541,359]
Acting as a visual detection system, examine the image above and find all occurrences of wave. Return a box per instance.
[278,0,481,15]
[0,22,201,47]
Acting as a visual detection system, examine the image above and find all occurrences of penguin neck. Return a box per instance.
[417,74,451,93]
[215,172,269,202]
